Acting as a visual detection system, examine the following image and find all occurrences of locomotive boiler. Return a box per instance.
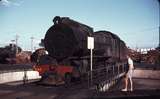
[44,16,127,63]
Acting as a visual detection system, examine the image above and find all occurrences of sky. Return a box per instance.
[0,0,159,51]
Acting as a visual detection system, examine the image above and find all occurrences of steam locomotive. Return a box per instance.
[34,16,128,88]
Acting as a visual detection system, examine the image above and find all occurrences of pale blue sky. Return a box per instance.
[0,0,159,51]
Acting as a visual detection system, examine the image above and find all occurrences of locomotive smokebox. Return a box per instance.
[44,16,93,60]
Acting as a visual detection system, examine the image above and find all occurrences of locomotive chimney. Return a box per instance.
[53,16,61,24]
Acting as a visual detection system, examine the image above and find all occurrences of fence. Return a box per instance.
[87,62,126,91]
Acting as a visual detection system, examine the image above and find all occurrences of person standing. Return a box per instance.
[122,55,134,91]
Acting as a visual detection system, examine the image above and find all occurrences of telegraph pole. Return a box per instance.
[158,0,160,48]
[31,36,34,52]
[158,26,160,49]
[15,34,19,54]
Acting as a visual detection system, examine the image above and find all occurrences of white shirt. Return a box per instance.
[128,57,134,69]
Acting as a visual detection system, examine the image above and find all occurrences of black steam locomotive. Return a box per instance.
[39,16,128,89]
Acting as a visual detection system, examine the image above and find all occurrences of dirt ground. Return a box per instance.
[0,77,160,99]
